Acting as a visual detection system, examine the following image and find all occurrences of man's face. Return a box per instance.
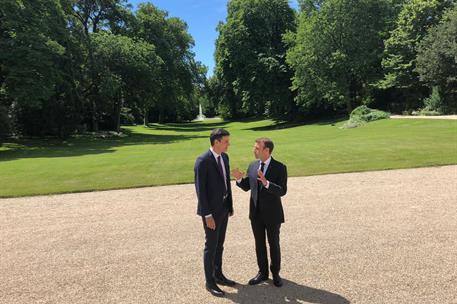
[215,135,230,153]
[253,141,269,160]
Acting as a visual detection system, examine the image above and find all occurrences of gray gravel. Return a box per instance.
[1,165,456,304]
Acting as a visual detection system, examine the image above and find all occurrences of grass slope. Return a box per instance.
[0,118,456,197]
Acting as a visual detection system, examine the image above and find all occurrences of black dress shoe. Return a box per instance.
[215,274,236,286]
[206,282,225,297]
[273,274,283,287]
[248,272,269,285]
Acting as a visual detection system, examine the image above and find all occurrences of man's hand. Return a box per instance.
[257,170,268,186]
[231,168,245,180]
[205,216,216,230]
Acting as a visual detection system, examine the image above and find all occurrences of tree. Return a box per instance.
[91,32,161,132]
[0,0,204,137]
[0,8,11,138]
[0,0,75,137]
[416,4,457,113]
[287,0,392,115]
[135,3,200,123]
[379,0,454,109]
[68,0,131,131]
[297,0,323,15]
[215,0,296,118]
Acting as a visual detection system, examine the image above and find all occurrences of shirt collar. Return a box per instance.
[210,147,221,159]
[260,156,272,166]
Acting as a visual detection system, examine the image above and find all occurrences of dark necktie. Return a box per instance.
[217,156,228,195]
[260,162,265,174]
[257,162,265,201]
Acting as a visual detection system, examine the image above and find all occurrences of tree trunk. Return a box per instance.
[91,99,98,132]
[115,102,121,134]
[346,99,353,115]
[143,106,149,126]
[345,88,353,115]
[158,108,164,123]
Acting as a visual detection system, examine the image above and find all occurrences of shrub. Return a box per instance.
[343,105,390,128]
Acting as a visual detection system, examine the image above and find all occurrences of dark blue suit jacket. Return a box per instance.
[194,150,233,218]
[237,157,287,224]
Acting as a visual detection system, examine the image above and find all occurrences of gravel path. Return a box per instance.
[390,115,457,120]
[1,166,456,304]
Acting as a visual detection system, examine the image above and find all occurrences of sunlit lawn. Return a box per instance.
[1,118,456,197]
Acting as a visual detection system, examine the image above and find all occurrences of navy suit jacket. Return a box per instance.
[237,157,287,224]
[194,150,233,218]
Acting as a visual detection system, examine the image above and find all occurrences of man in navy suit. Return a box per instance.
[194,128,235,297]
[232,137,287,287]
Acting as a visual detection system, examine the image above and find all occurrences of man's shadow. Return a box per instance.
[225,279,350,304]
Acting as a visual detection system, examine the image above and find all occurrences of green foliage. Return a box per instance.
[91,32,162,131]
[120,107,136,125]
[287,0,392,116]
[378,0,454,107]
[134,3,203,123]
[417,109,441,116]
[0,0,67,106]
[1,0,455,136]
[0,105,10,138]
[214,0,296,118]
[421,86,443,113]
[416,5,457,113]
[343,105,390,128]
[0,0,204,137]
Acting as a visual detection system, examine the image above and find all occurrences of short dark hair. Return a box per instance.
[210,128,230,146]
[256,137,274,154]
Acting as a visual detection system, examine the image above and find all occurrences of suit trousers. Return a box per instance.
[202,210,229,283]
[251,216,281,276]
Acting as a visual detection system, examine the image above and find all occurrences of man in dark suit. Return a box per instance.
[194,128,236,297]
[232,137,287,287]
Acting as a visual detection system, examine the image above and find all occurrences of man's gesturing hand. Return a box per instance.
[257,170,268,186]
[232,168,244,180]
[231,168,244,180]
[205,216,216,230]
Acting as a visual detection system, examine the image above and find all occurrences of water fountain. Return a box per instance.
[195,104,206,121]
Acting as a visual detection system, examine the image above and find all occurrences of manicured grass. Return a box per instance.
[0,118,456,197]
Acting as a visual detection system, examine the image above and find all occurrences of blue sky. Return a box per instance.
[128,0,299,76]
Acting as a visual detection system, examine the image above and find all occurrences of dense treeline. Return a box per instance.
[1,0,456,138]
[210,0,456,119]
[0,0,205,137]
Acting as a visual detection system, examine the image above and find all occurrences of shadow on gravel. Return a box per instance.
[225,279,350,304]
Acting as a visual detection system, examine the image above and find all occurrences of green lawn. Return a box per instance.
[1,118,456,197]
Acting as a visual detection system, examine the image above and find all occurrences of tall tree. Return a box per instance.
[416,4,457,113]
[135,3,199,123]
[91,32,161,132]
[215,0,296,118]
[379,0,454,108]
[287,0,392,115]
[0,0,204,137]
[69,0,130,131]
[0,0,74,136]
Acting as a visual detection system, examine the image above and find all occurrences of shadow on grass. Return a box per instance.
[243,117,347,131]
[225,279,350,304]
[0,128,205,161]
[147,119,230,132]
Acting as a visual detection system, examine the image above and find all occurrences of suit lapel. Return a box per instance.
[208,150,225,182]
[249,161,259,192]
[265,157,274,180]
